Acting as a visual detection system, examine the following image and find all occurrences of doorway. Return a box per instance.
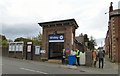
[49,42,64,59]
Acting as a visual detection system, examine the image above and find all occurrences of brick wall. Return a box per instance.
[41,25,75,59]
[2,47,8,57]
[105,11,120,62]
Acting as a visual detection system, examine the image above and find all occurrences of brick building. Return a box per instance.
[38,19,80,60]
[105,2,120,62]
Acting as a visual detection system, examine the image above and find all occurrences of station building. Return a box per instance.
[38,19,79,60]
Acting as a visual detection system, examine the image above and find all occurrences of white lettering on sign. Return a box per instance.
[50,36,59,39]
[40,50,45,53]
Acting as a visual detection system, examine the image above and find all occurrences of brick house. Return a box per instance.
[105,2,120,62]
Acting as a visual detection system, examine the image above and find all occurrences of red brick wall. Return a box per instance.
[110,16,120,62]
[41,25,76,59]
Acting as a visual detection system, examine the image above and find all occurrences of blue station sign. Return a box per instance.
[49,34,64,42]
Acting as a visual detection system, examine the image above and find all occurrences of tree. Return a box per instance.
[14,37,32,43]
[38,32,42,41]
[87,36,96,50]
[0,35,8,47]
[14,32,42,46]
[84,34,89,42]
[32,32,42,45]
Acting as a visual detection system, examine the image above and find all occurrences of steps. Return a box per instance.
[48,59,62,63]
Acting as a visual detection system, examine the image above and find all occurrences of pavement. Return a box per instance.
[47,55,119,74]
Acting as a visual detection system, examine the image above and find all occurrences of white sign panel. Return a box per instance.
[27,45,31,52]
[9,42,24,52]
[35,46,40,55]
[27,42,32,44]
[16,44,19,51]
[9,45,12,51]
[12,45,15,51]
[40,50,45,53]
[19,45,23,51]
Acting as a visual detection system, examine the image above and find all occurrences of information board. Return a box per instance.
[9,42,24,52]
[35,46,40,55]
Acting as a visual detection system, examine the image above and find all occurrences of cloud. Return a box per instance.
[0,0,119,41]
[95,38,105,48]
[2,23,41,40]
[118,1,120,9]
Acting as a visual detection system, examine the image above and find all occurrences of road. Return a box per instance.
[1,56,119,75]
[2,57,86,74]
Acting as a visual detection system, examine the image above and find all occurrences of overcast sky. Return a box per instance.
[0,0,119,47]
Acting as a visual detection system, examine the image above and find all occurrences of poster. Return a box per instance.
[9,45,12,51]
[12,45,15,51]
[27,45,31,52]
[16,44,19,51]
[19,44,23,51]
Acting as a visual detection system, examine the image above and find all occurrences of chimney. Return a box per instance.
[109,2,113,12]
[109,2,113,20]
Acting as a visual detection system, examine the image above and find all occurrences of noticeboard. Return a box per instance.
[9,42,24,52]
[35,46,40,55]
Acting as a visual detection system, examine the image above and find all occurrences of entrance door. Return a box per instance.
[49,42,64,59]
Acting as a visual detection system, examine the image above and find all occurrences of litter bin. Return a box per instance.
[68,55,76,65]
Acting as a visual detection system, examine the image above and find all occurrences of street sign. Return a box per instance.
[49,34,64,42]
[40,50,45,53]
[66,48,70,53]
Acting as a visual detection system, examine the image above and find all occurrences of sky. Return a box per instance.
[0,0,120,47]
